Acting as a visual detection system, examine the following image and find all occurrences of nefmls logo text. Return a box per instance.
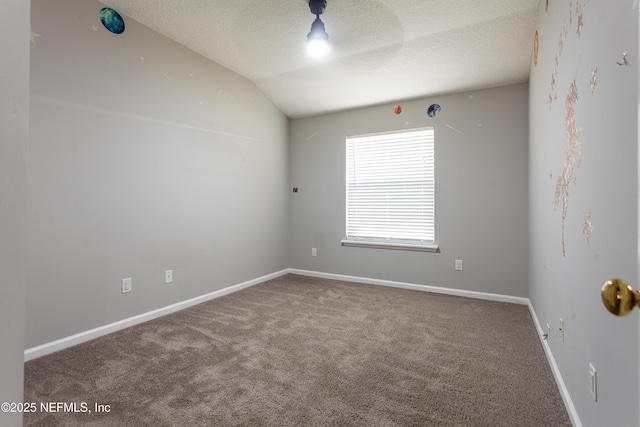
[40,402,89,413]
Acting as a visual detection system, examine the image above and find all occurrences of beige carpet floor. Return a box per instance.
[24,274,571,426]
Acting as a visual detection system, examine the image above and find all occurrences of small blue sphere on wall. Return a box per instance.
[427,104,441,118]
[100,7,125,34]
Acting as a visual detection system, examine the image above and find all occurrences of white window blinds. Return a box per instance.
[345,127,435,247]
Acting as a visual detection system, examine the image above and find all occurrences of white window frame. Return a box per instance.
[341,127,438,252]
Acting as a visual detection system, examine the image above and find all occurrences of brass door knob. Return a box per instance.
[601,279,640,316]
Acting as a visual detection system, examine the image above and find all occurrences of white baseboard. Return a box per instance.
[288,268,530,305]
[24,269,290,361]
[528,303,581,427]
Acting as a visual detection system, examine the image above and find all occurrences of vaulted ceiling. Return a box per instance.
[99,0,538,118]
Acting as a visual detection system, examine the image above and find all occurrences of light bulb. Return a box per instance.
[307,15,329,56]
[307,38,329,56]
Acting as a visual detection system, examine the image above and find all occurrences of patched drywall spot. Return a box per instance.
[445,124,465,135]
[534,30,539,67]
[583,210,594,245]
[549,1,591,107]
[576,1,586,37]
[549,0,593,256]
[306,129,322,141]
[553,78,583,257]
[30,27,41,44]
[590,67,598,93]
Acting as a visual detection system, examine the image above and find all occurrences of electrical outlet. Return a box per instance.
[455,259,463,271]
[312,248,317,257]
[589,363,597,401]
[559,318,564,342]
[165,269,173,284]
[122,278,132,294]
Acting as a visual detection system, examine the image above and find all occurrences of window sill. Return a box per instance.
[340,239,440,253]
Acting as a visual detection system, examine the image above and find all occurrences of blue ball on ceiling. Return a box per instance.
[100,7,125,34]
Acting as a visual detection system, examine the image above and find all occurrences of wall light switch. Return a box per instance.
[455,260,463,271]
[122,278,132,294]
[165,270,173,284]
[589,363,597,401]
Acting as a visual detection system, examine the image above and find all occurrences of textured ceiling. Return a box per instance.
[98,0,538,118]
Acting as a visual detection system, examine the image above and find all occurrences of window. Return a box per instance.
[342,127,437,252]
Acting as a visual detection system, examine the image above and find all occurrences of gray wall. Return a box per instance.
[0,1,29,426]
[529,1,638,426]
[27,0,289,348]
[289,84,529,297]
[25,1,639,424]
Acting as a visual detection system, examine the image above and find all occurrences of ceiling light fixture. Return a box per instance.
[307,0,329,56]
